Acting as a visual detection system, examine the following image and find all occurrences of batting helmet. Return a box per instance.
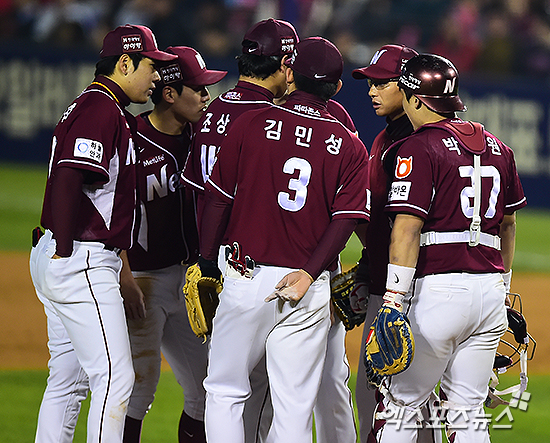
[398,53,466,113]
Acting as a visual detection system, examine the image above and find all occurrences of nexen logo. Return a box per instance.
[370,49,387,65]
[444,77,456,94]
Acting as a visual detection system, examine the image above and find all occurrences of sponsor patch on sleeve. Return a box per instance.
[74,138,103,163]
[388,181,411,201]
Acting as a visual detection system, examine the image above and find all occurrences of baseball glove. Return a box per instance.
[365,306,415,376]
[182,263,223,342]
[330,265,367,331]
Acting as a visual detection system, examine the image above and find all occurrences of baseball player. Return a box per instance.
[373,53,526,442]
[121,47,227,443]
[28,25,176,442]
[183,18,296,442]
[198,36,370,443]
[183,19,358,443]
[349,44,439,442]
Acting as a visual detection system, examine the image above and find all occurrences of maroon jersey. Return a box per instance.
[385,118,527,277]
[206,90,370,269]
[327,99,357,134]
[367,114,413,295]
[182,81,275,191]
[41,77,137,250]
[127,113,199,271]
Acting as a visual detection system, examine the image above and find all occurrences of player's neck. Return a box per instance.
[148,108,186,135]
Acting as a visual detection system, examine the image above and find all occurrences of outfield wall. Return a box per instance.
[0,43,548,208]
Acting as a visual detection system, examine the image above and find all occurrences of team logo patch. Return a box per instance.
[121,34,143,53]
[159,63,182,84]
[74,138,103,162]
[395,156,413,179]
[388,181,411,201]
[281,36,295,53]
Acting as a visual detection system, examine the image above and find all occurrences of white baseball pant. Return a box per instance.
[377,272,507,443]
[204,265,331,443]
[30,230,134,443]
[127,264,208,421]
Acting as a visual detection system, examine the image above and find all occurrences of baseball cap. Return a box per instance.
[284,37,343,83]
[100,24,177,62]
[242,18,298,56]
[352,44,418,80]
[157,46,228,87]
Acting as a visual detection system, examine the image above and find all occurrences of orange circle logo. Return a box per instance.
[396,156,413,179]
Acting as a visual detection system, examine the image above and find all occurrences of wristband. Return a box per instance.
[502,270,512,293]
[386,263,416,294]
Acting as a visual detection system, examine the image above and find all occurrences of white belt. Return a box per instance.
[420,230,501,250]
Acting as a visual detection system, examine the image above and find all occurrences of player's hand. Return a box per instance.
[265,269,313,303]
[121,276,146,320]
[350,282,369,314]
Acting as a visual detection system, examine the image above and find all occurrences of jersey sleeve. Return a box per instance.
[501,143,527,214]
[331,135,370,221]
[55,96,122,181]
[384,137,433,219]
[205,114,248,202]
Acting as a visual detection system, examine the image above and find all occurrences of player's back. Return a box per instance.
[208,91,369,269]
[386,119,526,276]
[183,81,275,191]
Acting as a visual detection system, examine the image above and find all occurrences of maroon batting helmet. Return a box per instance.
[398,53,466,113]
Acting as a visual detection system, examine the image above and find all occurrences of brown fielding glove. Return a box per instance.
[182,263,223,342]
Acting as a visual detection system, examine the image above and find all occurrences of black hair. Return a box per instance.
[236,53,283,80]
[294,72,338,102]
[94,53,145,77]
[150,82,184,105]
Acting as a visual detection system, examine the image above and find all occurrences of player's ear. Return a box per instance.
[414,96,422,110]
[334,79,343,96]
[118,54,131,76]
[285,67,294,85]
[163,86,176,103]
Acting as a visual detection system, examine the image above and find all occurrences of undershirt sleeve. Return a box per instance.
[199,188,232,261]
[50,166,85,257]
[302,218,358,280]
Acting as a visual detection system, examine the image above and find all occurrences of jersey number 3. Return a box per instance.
[278,157,312,212]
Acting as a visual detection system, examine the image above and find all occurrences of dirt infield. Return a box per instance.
[1,251,548,374]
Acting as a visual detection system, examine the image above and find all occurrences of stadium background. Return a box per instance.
[0,0,549,441]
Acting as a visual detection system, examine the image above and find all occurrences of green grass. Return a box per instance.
[1,370,548,442]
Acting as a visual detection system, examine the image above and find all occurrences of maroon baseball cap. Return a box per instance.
[241,18,298,56]
[352,44,418,80]
[157,46,228,87]
[100,24,177,62]
[285,37,343,83]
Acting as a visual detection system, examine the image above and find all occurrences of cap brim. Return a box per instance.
[185,70,228,87]
[142,50,178,62]
[417,95,467,113]
[352,65,400,80]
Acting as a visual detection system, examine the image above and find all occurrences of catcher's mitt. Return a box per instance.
[330,265,367,331]
[365,305,415,376]
[182,264,223,342]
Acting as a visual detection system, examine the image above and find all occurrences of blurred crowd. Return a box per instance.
[2,0,550,79]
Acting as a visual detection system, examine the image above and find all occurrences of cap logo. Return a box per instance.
[159,63,182,84]
[314,73,327,79]
[443,77,456,94]
[121,34,143,53]
[281,37,295,53]
[370,49,387,66]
